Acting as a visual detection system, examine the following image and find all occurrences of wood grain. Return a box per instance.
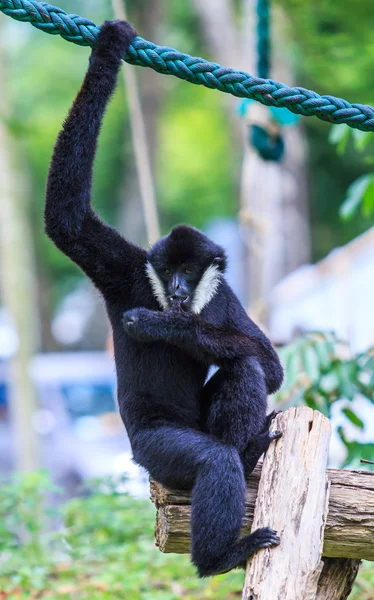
[151,431,374,562]
[242,408,331,599]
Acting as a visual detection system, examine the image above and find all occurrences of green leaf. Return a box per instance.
[352,129,373,152]
[329,124,350,155]
[285,351,301,390]
[342,407,364,429]
[337,363,356,400]
[362,174,374,217]
[301,344,320,382]
[303,391,319,411]
[339,174,373,221]
[313,341,332,371]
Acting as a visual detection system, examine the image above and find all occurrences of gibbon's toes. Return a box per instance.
[96,20,138,57]
[265,410,282,428]
[251,527,281,550]
[270,429,283,441]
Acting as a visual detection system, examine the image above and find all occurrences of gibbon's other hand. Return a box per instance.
[122,307,159,343]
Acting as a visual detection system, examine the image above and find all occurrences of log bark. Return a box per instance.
[316,558,361,600]
[242,408,331,600]
[151,441,374,563]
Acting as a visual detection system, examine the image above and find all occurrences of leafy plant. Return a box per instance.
[0,473,244,599]
[276,332,374,467]
[329,125,374,220]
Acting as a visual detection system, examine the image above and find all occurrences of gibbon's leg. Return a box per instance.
[241,418,282,479]
[131,424,280,577]
[201,359,282,474]
[202,357,268,453]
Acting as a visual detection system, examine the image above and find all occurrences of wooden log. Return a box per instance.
[151,461,374,562]
[242,408,331,599]
[316,558,361,600]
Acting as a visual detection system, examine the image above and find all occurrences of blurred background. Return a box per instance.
[0,0,373,598]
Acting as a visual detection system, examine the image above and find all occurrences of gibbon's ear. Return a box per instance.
[213,256,226,271]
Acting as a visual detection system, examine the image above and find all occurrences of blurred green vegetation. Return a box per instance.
[279,0,374,259]
[3,0,239,309]
[0,471,244,599]
[329,127,374,221]
[276,332,374,468]
[1,5,373,596]
[2,0,373,308]
[0,470,372,599]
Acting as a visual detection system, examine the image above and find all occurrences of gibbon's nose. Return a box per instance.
[169,276,189,302]
[170,289,189,302]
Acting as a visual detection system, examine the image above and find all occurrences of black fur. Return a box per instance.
[45,21,283,577]
[149,224,228,272]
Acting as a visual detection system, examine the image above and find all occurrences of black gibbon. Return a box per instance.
[45,20,283,576]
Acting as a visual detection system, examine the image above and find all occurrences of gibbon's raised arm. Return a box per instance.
[45,21,145,296]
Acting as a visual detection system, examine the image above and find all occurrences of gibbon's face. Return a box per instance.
[146,225,227,314]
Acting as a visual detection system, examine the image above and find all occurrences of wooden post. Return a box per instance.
[150,407,374,597]
[242,408,331,600]
[316,558,361,600]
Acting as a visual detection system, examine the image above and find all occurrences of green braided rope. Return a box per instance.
[1,1,374,132]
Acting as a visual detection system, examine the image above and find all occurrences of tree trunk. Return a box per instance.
[240,6,310,322]
[242,408,331,600]
[0,32,40,471]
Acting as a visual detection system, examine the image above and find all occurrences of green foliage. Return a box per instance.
[350,561,374,600]
[278,0,374,103]
[0,473,243,599]
[0,469,373,598]
[3,6,239,305]
[276,332,374,467]
[158,85,237,232]
[339,174,374,220]
[329,125,374,221]
[277,0,374,260]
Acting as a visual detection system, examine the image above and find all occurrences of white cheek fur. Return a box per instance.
[191,264,222,314]
[146,262,169,311]
[146,262,222,314]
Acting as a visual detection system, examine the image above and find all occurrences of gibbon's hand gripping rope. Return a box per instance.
[1,1,374,132]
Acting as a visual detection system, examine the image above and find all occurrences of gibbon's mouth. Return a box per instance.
[168,296,191,313]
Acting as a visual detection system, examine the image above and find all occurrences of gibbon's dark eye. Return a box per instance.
[184,268,192,275]
[164,268,171,276]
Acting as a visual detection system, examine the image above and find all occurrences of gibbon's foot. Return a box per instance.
[196,528,280,577]
[94,20,137,60]
[236,528,281,572]
[263,409,282,432]
[249,527,281,550]
[241,425,282,478]
[269,429,283,441]
[262,410,283,445]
